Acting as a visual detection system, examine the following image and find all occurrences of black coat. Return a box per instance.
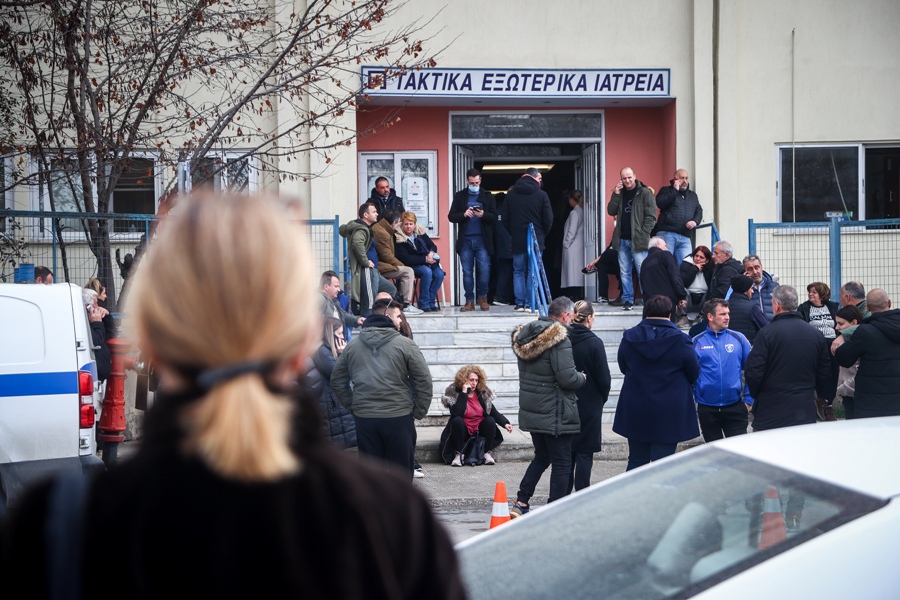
[707,257,743,301]
[395,229,439,267]
[613,319,700,444]
[746,311,835,430]
[569,324,611,453]
[500,176,553,253]
[679,260,712,290]
[368,187,404,220]
[89,321,111,382]
[312,345,357,449]
[835,309,900,418]
[640,246,687,303]
[0,388,465,600]
[797,300,840,339]
[448,188,497,255]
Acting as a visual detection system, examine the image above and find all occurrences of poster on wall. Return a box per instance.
[404,176,427,222]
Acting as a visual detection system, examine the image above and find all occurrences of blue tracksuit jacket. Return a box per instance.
[692,328,753,407]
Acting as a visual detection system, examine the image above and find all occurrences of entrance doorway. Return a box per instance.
[450,111,604,305]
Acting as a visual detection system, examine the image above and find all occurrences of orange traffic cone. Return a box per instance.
[758,485,787,549]
[489,481,511,529]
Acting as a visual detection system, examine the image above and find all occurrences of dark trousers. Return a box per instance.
[354,414,415,478]
[490,258,513,303]
[625,440,677,471]
[447,415,497,455]
[567,450,594,494]
[697,400,750,442]
[517,433,574,504]
[842,396,856,419]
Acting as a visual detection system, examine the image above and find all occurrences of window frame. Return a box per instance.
[776,143,865,222]
[358,151,438,236]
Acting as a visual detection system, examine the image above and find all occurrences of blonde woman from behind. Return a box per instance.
[0,194,465,600]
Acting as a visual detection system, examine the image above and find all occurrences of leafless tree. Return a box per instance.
[0,0,440,308]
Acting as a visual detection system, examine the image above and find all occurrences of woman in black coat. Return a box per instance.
[679,245,713,320]
[312,317,357,449]
[567,301,611,492]
[439,365,512,466]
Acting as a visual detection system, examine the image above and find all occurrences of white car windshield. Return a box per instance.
[458,446,885,600]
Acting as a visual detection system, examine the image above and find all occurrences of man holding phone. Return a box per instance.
[449,168,497,311]
[607,166,657,311]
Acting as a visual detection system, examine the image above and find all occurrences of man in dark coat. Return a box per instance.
[706,240,743,301]
[607,166,657,311]
[834,288,900,418]
[509,297,585,516]
[613,295,700,470]
[745,286,835,431]
[500,168,553,311]
[448,168,497,311]
[727,274,768,344]
[639,237,687,320]
[655,168,703,264]
[368,177,405,220]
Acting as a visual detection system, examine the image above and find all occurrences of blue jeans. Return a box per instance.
[411,264,444,309]
[459,236,490,302]
[617,239,648,303]
[659,231,693,264]
[512,253,528,308]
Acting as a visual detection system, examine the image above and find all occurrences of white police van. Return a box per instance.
[0,283,105,507]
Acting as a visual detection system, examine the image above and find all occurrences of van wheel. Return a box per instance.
[102,442,118,468]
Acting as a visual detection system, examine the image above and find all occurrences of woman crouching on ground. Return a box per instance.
[439,365,513,466]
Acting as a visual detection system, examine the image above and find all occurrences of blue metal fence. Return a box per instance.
[748,216,900,297]
[1,210,343,291]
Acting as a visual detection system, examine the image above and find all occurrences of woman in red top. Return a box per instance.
[439,365,513,466]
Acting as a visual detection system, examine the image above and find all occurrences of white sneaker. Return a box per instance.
[413,467,425,478]
[484,451,495,465]
[451,452,462,467]
[403,304,424,315]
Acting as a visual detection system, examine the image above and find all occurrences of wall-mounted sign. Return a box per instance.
[361,67,670,98]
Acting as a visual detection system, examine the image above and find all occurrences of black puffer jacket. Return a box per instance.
[569,324,611,453]
[511,317,585,435]
[312,345,357,449]
[655,184,703,236]
[835,309,900,418]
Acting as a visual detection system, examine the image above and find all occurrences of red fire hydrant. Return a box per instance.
[98,338,134,468]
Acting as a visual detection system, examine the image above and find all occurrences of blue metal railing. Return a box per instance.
[526,224,552,317]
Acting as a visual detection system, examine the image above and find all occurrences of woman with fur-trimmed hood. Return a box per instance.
[439,365,513,466]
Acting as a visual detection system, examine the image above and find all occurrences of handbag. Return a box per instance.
[460,433,486,466]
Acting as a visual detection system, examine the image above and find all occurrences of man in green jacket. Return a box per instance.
[331,298,433,478]
[509,297,586,516]
[339,202,396,316]
[608,166,658,311]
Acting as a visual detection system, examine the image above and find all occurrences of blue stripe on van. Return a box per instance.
[0,372,79,397]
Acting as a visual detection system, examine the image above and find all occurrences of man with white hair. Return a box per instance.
[706,241,743,302]
[745,285,834,431]
[639,236,687,321]
[834,288,900,418]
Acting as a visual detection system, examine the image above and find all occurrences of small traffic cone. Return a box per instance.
[489,481,511,529]
[758,485,787,549]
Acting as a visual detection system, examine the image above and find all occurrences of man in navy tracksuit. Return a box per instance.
[693,298,753,441]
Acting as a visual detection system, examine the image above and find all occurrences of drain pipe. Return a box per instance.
[712,0,720,227]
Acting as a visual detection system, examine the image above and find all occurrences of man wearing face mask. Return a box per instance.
[500,167,553,312]
[449,168,497,311]
[655,169,703,264]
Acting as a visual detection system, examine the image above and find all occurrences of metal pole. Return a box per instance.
[748,219,756,256]
[333,215,341,275]
[829,215,842,296]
